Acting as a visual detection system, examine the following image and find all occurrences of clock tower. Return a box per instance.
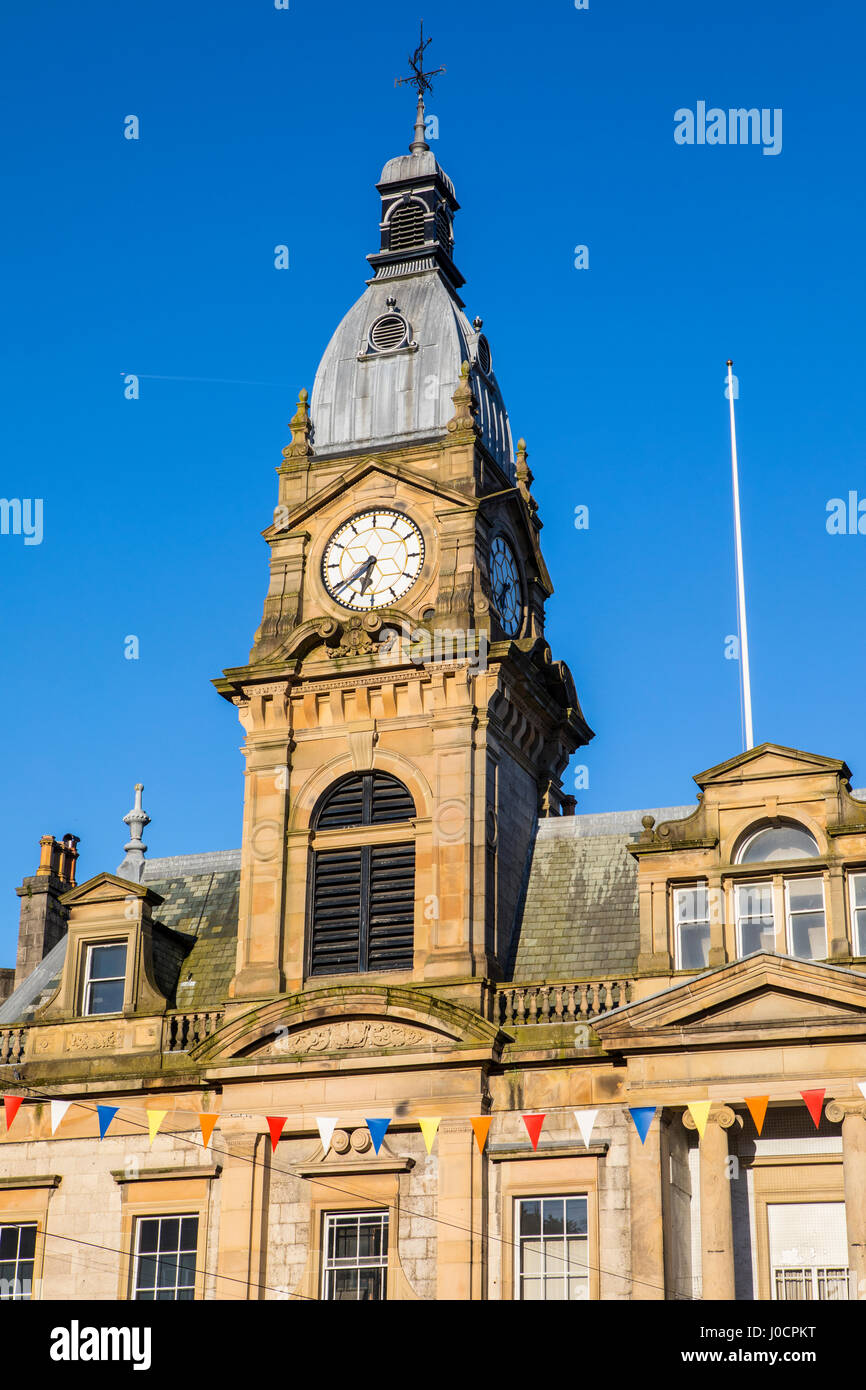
[215,88,593,1014]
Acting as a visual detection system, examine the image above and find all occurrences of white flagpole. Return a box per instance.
[726,360,754,750]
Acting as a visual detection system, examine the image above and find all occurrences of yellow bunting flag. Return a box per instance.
[470,1116,492,1153]
[745,1096,769,1136]
[418,1118,441,1155]
[147,1110,168,1145]
[686,1102,711,1140]
[199,1114,218,1149]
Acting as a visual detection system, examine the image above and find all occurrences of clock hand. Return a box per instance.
[332,555,376,596]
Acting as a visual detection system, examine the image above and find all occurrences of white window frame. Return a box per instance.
[83,940,127,1016]
[0,1222,37,1301]
[321,1210,389,1301]
[735,880,776,958]
[849,872,866,957]
[132,1214,199,1301]
[784,876,827,960]
[513,1195,590,1301]
[736,823,819,865]
[673,884,711,970]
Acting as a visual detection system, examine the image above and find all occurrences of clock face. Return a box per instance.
[490,535,522,636]
[322,509,425,610]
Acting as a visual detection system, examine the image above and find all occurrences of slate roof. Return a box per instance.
[510,805,693,982]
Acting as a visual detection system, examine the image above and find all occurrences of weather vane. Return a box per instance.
[395,20,445,97]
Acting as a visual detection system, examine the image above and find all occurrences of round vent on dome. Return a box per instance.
[476,335,492,375]
[388,201,426,251]
[369,313,409,353]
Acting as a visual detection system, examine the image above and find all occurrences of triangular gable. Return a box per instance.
[60,872,164,908]
[594,952,866,1051]
[263,456,475,538]
[693,743,849,790]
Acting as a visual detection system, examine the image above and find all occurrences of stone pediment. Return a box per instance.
[192,984,501,1064]
[265,456,475,538]
[693,743,849,790]
[60,873,163,908]
[594,953,866,1052]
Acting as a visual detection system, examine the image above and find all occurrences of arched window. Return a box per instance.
[736,823,819,864]
[308,772,416,976]
[388,200,426,251]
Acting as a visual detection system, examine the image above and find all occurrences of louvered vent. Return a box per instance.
[435,204,452,247]
[477,335,492,375]
[315,772,415,830]
[369,313,408,353]
[310,774,416,975]
[389,201,426,250]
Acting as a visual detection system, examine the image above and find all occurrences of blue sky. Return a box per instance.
[1,0,864,960]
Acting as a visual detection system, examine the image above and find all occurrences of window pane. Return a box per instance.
[18,1226,36,1260]
[739,826,818,863]
[156,1258,177,1288]
[545,1277,566,1300]
[136,1257,157,1290]
[137,1220,160,1254]
[519,1201,541,1236]
[323,1213,388,1301]
[787,877,823,912]
[522,1277,544,1300]
[675,887,707,924]
[565,1199,587,1237]
[852,874,866,908]
[542,1200,564,1236]
[180,1218,198,1251]
[679,922,710,970]
[89,978,124,1014]
[855,908,866,957]
[89,944,127,979]
[740,919,775,956]
[737,882,773,917]
[0,1229,18,1260]
[790,912,826,960]
[160,1218,180,1250]
[522,1241,544,1275]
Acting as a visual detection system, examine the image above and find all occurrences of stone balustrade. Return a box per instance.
[0,1027,26,1064]
[163,1010,225,1053]
[496,979,632,1027]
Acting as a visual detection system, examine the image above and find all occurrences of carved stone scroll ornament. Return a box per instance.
[264,1019,441,1055]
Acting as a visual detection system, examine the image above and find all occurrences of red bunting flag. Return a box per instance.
[3,1096,22,1132]
[523,1113,546,1150]
[199,1115,219,1149]
[267,1116,287,1152]
[744,1097,769,1135]
[801,1089,825,1129]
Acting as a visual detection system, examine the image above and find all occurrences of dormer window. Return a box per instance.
[736,823,819,863]
[83,941,127,1015]
[673,885,710,969]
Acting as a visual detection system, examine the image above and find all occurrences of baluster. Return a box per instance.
[554,986,563,1020]
[528,988,538,1024]
[516,988,526,1025]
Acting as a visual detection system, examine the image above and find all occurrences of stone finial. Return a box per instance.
[515,438,538,517]
[117,784,150,883]
[446,362,479,437]
[280,388,313,469]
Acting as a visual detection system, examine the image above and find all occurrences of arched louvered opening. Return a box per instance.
[388,200,426,251]
[435,204,453,248]
[309,773,416,976]
[369,313,409,353]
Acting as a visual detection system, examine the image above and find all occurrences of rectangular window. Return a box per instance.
[850,873,866,956]
[785,877,826,960]
[133,1215,198,1301]
[0,1223,36,1301]
[768,1201,847,1301]
[321,1211,388,1301]
[515,1196,589,1301]
[673,885,710,969]
[736,882,775,956]
[83,941,127,1015]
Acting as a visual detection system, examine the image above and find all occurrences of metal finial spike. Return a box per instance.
[410,92,429,154]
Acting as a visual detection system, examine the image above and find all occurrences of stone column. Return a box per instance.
[826,1101,866,1296]
[436,1118,484,1300]
[628,1108,666,1299]
[215,1132,270,1300]
[683,1104,736,1300]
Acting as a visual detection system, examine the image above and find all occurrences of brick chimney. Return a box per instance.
[14,833,80,990]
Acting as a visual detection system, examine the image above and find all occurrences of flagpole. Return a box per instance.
[726,360,754,750]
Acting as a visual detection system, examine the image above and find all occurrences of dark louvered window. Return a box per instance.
[310,774,416,976]
[388,201,426,251]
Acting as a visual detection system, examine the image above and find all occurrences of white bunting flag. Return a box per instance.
[50,1100,72,1135]
[316,1117,339,1155]
[573,1108,598,1148]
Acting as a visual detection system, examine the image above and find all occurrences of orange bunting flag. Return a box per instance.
[745,1096,769,1136]
[199,1114,218,1149]
[418,1118,441,1155]
[146,1110,167,1145]
[267,1116,287,1152]
[3,1096,22,1133]
[686,1102,711,1140]
[523,1114,546,1150]
[470,1116,491,1153]
[801,1089,825,1129]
